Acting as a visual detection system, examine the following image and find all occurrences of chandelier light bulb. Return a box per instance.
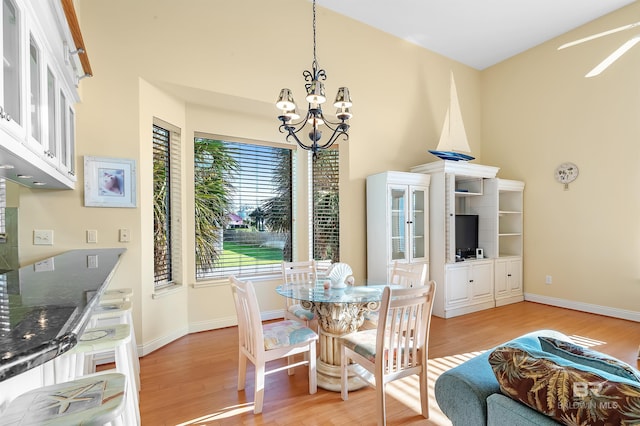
[336,107,352,120]
[306,80,326,104]
[283,109,300,120]
[276,88,296,111]
[333,87,352,108]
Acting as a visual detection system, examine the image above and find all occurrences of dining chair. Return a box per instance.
[315,259,334,279]
[390,262,428,288]
[360,262,428,330]
[230,275,318,414]
[282,260,318,328]
[340,282,436,426]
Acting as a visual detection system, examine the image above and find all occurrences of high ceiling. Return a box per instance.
[318,0,636,70]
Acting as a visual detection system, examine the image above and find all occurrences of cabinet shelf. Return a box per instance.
[455,190,482,196]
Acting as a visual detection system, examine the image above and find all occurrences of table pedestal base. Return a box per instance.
[316,357,368,392]
[304,300,379,392]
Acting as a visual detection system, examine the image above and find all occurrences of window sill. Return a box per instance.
[152,283,184,299]
[192,273,282,289]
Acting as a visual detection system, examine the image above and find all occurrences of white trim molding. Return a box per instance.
[524,293,640,323]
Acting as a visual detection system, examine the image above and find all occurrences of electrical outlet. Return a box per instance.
[34,230,54,245]
[87,255,98,268]
[87,229,98,243]
[545,275,552,285]
[119,228,130,243]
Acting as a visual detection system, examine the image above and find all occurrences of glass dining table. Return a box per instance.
[276,280,398,391]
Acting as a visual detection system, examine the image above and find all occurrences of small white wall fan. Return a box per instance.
[558,20,640,77]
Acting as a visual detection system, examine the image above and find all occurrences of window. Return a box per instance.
[153,121,181,289]
[194,136,292,280]
[311,149,340,261]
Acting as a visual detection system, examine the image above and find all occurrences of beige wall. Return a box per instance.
[482,2,640,316]
[14,0,638,354]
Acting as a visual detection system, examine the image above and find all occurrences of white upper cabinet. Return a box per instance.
[0,0,89,189]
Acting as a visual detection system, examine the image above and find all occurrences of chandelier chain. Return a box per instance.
[312,0,317,69]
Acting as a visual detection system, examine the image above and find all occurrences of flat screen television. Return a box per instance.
[455,214,478,259]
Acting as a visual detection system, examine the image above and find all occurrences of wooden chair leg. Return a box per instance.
[287,355,295,376]
[254,364,265,414]
[308,341,317,394]
[340,348,349,401]
[420,369,429,418]
[377,382,387,426]
[237,353,247,391]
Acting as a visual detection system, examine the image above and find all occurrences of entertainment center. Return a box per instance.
[409,160,524,318]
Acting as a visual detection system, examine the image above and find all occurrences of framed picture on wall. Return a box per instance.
[84,156,137,208]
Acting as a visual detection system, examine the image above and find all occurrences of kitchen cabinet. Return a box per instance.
[0,0,90,189]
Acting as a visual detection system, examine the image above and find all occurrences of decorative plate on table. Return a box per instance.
[328,263,353,289]
[428,150,475,161]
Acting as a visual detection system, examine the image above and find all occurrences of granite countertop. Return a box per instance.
[0,248,126,381]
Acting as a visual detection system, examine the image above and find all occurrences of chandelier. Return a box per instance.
[276,0,352,157]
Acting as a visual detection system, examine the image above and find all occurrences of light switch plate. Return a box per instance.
[34,230,54,245]
[87,229,98,243]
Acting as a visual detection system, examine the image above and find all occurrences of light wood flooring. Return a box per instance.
[136,302,639,425]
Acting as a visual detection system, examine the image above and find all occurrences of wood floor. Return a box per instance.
[136,302,639,425]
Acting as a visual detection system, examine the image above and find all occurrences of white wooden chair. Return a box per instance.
[282,260,317,328]
[340,282,436,426]
[230,275,318,414]
[389,262,428,288]
[315,259,334,280]
[360,262,428,330]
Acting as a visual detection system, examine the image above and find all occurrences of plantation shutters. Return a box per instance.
[311,148,340,262]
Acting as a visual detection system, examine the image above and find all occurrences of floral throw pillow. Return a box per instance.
[539,336,640,383]
[489,343,640,425]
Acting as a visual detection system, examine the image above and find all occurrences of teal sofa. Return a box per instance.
[434,329,568,426]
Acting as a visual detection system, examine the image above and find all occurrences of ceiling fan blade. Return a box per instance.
[585,35,640,77]
[558,21,640,50]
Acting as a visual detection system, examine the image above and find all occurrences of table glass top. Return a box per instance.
[276,281,397,303]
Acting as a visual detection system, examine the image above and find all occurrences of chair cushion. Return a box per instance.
[287,304,315,321]
[489,342,640,425]
[539,336,640,382]
[263,320,317,350]
[340,329,378,362]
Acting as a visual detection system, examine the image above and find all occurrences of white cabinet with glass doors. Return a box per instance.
[366,171,430,283]
[0,0,86,189]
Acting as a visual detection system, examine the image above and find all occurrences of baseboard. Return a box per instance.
[188,317,237,334]
[139,325,189,357]
[139,309,286,357]
[524,293,640,323]
[439,300,496,318]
